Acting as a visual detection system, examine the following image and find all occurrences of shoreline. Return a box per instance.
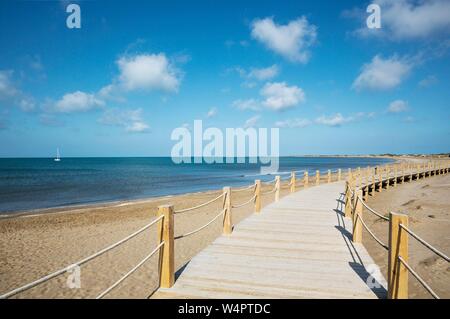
[0,156,445,298]
[0,155,401,219]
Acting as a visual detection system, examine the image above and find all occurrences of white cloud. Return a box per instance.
[352,55,412,91]
[0,70,18,99]
[126,121,150,133]
[243,115,260,128]
[251,16,317,63]
[418,75,438,87]
[117,54,181,92]
[388,100,409,113]
[248,65,279,81]
[54,91,104,113]
[374,0,450,40]
[18,98,35,112]
[228,65,279,87]
[315,113,353,127]
[232,98,260,111]
[275,118,311,128]
[260,82,305,111]
[98,108,150,133]
[206,107,218,118]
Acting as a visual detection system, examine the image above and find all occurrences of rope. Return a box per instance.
[399,224,449,262]
[231,184,254,193]
[175,208,226,240]
[280,183,292,189]
[0,215,164,299]
[354,214,388,250]
[174,193,224,214]
[358,197,389,221]
[261,186,277,195]
[398,256,440,299]
[96,241,165,299]
[232,194,256,208]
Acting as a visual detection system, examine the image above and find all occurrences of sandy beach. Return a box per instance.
[363,173,450,298]
[1,160,449,299]
[0,178,305,298]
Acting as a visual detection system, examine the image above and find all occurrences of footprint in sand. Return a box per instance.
[419,255,439,267]
[401,199,415,206]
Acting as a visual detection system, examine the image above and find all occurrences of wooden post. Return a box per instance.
[327,169,331,183]
[254,180,261,213]
[222,187,232,235]
[344,181,352,218]
[316,170,320,186]
[401,166,405,184]
[352,190,363,243]
[378,169,382,193]
[275,175,280,202]
[338,169,341,181]
[394,166,397,187]
[157,205,174,288]
[363,186,369,201]
[348,168,352,180]
[290,171,296,193]
[388,212,409,299]
[386,166,390,190]
[304,171,309,188]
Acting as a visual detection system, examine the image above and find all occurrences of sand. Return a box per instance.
[2,162,448,299]
[0,178,302,299]
[362,173,450,299]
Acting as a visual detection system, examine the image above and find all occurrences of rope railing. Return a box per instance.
[231,183,255,193]
[231,194,256,209]
[174,193,224,214]
[354,213,388,250]
[0,214,164,299]
[96,241,165,299]
[358,197,389,221]
[398,256,440,299]
[344,160,450,299]
[261,186,277,195]
[399,224,449,262]
[174,208,226,240]
[280,182,292,189]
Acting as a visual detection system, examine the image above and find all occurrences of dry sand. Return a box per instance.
[0,178,303,299]
[2,163,448,299]
[362,173,450,298]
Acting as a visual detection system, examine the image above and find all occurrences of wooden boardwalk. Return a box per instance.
[153,181,387,299]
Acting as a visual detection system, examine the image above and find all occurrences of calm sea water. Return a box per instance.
[0,157,393,214]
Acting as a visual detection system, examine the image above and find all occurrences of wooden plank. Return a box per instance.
[152,181,387,299]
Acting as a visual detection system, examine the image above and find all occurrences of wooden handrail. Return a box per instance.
[344,159,450,299]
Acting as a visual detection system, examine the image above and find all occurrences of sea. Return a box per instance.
[0,157,394,214]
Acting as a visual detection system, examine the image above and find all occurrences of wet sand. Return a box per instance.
[362,173,450,298]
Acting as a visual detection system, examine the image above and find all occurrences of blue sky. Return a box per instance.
[0,0,449,157]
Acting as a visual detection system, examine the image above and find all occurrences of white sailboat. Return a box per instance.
[54,148,61,162]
